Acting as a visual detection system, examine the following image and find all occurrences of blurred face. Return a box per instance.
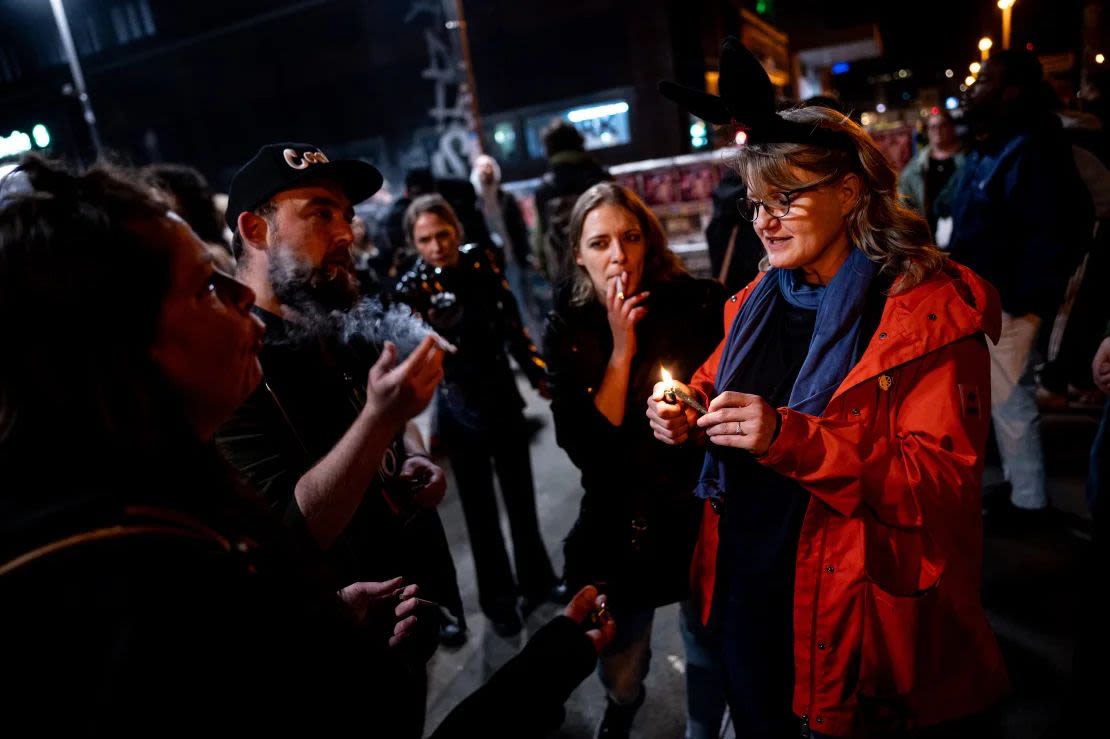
[967,58,1006,121]
[148,216,265,438]
[477,159,496,185]
[266,182,360,313]
[749,167,857,285]
[575,203,646,298]
[412,211,461,268]
[926,114,956,149]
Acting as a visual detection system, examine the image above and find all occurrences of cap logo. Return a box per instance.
[282,148,329,170]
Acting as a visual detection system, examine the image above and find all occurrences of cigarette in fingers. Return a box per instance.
[616,275,625,301]
[672,387,708,415]
[428,330,458,354]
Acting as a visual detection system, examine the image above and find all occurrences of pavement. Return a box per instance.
[420,375,1101,738]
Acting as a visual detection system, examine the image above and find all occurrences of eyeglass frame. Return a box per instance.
[737,171,843,223]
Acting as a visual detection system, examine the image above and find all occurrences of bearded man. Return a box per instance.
[216,143,466,738]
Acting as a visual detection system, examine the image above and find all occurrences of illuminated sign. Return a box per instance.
[523,97,632,158]
[0,131,32,158]
[566,101,629,123]
[0,125,51,159]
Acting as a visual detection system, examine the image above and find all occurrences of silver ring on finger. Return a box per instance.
[736,421,742,435]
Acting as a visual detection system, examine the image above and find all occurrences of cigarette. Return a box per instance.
[429,331,458,354]
[672,387,708,415]
[616,275,625,301]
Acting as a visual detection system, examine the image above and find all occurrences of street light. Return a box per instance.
[998,1,1016,51]
[48,0,102,159]
[979,37,993,63]
[970,62,981,74]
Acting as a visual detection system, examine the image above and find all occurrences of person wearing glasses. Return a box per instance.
[649,38,1010,738]
[898,109,965,236]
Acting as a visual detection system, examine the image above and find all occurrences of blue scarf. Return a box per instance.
[694,248,879,500]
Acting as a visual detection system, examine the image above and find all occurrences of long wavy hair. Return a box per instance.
[735,105,945,293]
[564,182,687,307]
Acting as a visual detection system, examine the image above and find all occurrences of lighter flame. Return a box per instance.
[661,367,673,387]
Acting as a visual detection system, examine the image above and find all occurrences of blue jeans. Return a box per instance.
[598,602,728,738]
[680,601,729,739]
[989,312,1047,509]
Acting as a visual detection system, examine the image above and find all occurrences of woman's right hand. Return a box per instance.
[605,270,648,363]
[646,380,699,445]
[563,585,617,655]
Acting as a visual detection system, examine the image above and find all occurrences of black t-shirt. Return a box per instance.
[216,309,424,588]
[924,155,959,226]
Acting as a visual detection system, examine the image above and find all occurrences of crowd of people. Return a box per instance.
[0,33,1106,739]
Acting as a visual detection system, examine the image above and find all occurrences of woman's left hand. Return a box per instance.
[697,391,779,456]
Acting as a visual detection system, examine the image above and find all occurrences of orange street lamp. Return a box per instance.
[998,1,1016,50]
[979,37,993,63]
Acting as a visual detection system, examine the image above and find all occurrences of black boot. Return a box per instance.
[595,688,644,739]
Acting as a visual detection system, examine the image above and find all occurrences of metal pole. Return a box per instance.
[1002,7,1012,50]
[448,0,484,154]
[48,0,103,158]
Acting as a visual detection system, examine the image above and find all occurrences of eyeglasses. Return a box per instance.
[737,172,841,222]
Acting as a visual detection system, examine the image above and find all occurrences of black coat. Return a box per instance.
[543,275,725,611]
[394,244,546,427]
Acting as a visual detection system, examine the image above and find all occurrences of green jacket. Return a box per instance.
[898,145,966,216]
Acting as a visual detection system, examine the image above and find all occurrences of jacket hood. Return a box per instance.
[832,258,1001,402]
[903,259,1001,344]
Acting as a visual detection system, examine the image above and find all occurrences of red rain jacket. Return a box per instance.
[687,261,1010,736]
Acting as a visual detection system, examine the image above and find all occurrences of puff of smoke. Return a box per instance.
[340,298,456,357]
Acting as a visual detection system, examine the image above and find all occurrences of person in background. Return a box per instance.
[532,120,611,282]
[384,168,438,274]
[944,50,1093,522]
[544,182,728,738]
[394,194,560,638]
[899,109,964,236]
[654,37,1010,738]
[470,153,542,336]
[144,162,236,272]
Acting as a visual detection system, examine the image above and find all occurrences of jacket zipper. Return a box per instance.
[805,521,828,734]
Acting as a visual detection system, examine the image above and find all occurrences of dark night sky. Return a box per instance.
[771,0,1090,74]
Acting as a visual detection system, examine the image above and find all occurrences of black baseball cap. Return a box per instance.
[225,142,383,230]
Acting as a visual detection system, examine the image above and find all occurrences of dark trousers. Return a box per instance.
[403,509,466,625]
[718,573,799,739]
[440,405,555,612]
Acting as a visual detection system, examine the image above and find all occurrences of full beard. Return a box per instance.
[268,243,361,340]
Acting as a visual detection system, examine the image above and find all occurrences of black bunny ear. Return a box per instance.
[658,36,776,129]
[717,36,776,126]
[659,35,856,151]
[657,80,732,124]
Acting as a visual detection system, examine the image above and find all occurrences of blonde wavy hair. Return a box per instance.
[734,105,945,293]
[565,182,687,307]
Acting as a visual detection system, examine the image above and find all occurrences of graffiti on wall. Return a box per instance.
[400,0,474,179]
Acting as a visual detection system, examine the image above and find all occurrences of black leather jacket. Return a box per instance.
[393,244,546,421]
